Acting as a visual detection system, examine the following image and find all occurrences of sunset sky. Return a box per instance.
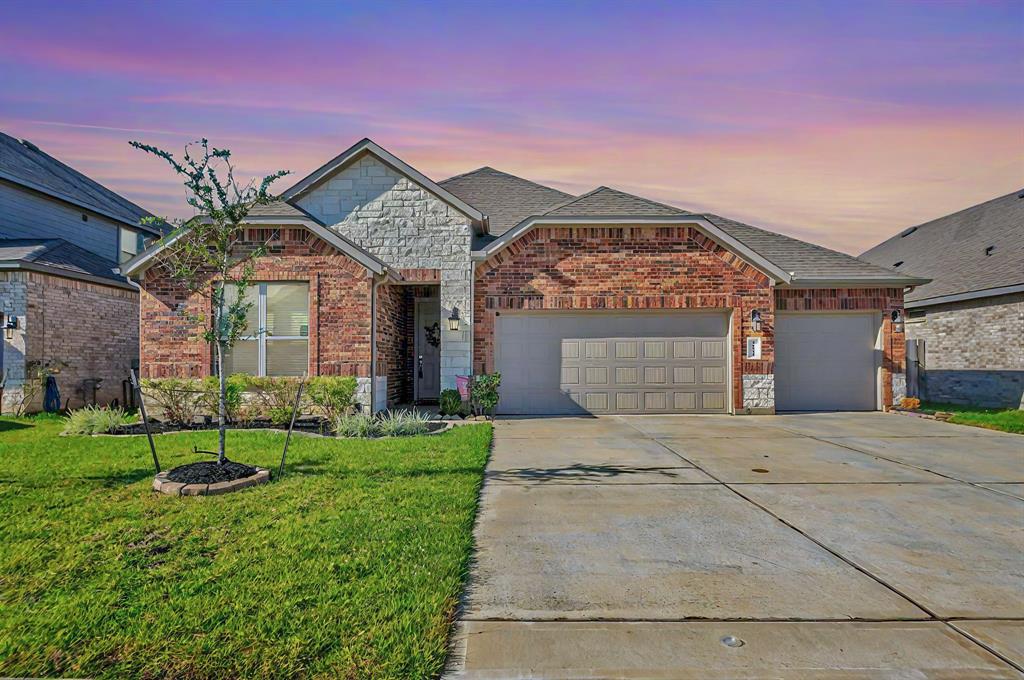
[1,0,1021,254]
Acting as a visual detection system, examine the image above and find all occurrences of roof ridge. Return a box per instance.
[440,166,575,199]
[599,185,691,213]
[541,186,605,214]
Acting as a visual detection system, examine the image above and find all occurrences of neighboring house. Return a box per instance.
[0,132,163,412]
[861,191,1024,408]
[124,138,927,415]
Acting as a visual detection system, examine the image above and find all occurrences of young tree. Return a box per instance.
[130,139,289,464]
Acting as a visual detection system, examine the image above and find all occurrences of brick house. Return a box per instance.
[124,138,928,415]
[0,132,163,412]
[861,190,1023,408]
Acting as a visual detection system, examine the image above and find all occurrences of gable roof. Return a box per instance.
[439,166,573,236]
[0,238,131,288]
[704,214,919,285]
[472,184,924,287]
[544,186,693,218]
[282,138,485,228]
[121,216,391,279]
[860,190,1024,305]
[0,131,163,236]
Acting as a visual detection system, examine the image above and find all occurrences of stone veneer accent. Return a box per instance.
[906,292,1023,408]
[474,225,774,410]
[891,372,907,405]
[1,270,138,413]
[742,374,775,412]
[295,154,474,391]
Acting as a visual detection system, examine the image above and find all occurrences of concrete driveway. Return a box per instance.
[446,412,1024,679]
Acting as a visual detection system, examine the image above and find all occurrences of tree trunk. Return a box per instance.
[216,341,227,464]
[215,287,227,465]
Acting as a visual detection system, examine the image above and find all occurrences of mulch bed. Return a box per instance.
[109,418,450,437]
[166,460,259,485]
[112,417,331,436]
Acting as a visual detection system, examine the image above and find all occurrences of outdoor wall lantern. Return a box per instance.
[750,309,762,333]
[3,314,17,340]
[891,309,904,333]
[447,307,461,332]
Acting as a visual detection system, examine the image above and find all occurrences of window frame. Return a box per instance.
[224,281,309,377]
[119,227,147,264]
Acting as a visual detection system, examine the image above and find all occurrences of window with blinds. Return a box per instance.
[222,282,309,376]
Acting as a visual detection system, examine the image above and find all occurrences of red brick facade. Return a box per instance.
[775,287,906,406]
[139,228,375,379]
[137,223,906,412]
[473,226,775,408]
[473,225,905,410]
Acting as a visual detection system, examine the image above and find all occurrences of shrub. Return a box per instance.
[377,409,432,437]
[900,397,921,410]
[140,378,206,423]
[306,376,357,422]
[201,374,249,422]
[439,389,463,417]
[334,412,378,438]
[469,373,501,416]
[62,405,136,435]
[246,376,304,425]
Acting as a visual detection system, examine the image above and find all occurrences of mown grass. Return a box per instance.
[0,415,491,679]
[919,401,1024,435]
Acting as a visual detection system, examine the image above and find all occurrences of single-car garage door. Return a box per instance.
[775,312,879,411]
[495,311,730,415]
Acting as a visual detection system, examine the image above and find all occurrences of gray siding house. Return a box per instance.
[861,190,1023,408]
[0,132,162,412]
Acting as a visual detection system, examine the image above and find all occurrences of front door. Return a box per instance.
[414,298,441,401]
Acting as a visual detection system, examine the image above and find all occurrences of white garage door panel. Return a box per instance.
[496,312,730,415]
[775,313,878,411]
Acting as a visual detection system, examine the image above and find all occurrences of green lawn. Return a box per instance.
[919,401,1024,435]
[0,415,492,679]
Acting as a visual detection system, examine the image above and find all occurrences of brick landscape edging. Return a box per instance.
[152,467,271,497]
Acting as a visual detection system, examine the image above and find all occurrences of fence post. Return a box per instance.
[278,378,306,479]
[130,369,160,474]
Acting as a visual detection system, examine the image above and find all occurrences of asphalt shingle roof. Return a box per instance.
[703,213,913,283]
[0,131,162,235]
[544,186,693,217]
[537,185,914,283]
[859,190,1024,303]
[439,167,573,236]
[0,238,125,284]
[247,199,322,221]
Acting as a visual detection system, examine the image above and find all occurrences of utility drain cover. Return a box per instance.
[721,635,745,648]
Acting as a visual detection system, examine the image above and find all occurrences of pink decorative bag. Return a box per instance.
[456,375,471,400]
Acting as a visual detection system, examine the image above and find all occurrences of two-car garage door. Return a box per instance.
[495,312,730,415]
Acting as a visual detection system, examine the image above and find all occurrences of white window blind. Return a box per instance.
[222,282,309,376]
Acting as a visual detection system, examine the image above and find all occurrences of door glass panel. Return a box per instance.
[266,339,308,376]
[223,339,258,375]
[266,283,309,337]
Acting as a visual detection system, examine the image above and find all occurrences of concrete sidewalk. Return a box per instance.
[446,412,1024,679]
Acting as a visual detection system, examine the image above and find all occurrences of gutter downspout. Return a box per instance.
[369,274,385,414]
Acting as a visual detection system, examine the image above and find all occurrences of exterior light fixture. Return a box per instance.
[891,309,904,333]
[4,314,17,340]
[750,309,762,333]
[447,307,461,332]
